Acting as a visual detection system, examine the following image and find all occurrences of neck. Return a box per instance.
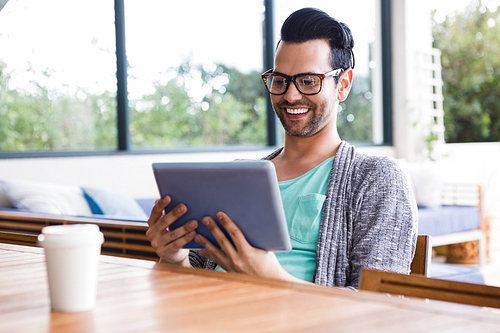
[282,121,341,162]
[272,123,342,181]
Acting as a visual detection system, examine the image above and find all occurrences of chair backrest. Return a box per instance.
[410,235,432,277]
[359,268,500,309]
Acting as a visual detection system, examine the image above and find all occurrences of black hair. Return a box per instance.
[280,8,355,72]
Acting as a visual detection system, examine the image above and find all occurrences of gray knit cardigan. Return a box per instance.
[189,141,418,288]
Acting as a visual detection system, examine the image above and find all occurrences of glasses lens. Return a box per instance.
[296,75,321,94]
[267,75,287,94]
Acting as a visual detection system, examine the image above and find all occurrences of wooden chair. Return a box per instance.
[359,268,500,309]
[410,235,432,277]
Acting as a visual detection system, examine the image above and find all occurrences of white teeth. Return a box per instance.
[286,108,309,114]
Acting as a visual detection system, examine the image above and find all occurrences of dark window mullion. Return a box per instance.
[264,0,278,146]
[381,0,393,145]
[115,0,130,151]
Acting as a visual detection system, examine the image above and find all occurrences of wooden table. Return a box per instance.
[1,244,499,332]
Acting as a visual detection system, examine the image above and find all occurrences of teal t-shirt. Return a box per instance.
[275,157,334,282]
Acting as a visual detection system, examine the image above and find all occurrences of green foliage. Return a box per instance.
[130,62,266,148]
[0,60,117,151]
[1,56,373,152]
[433,1,500,142]
[337,75,373,142]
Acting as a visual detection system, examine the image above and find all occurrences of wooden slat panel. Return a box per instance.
[0,211,155,261]
[360,268,500,309]
[0,231,39,247]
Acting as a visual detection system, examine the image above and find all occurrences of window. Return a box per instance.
[125,0,267,149]
[0,0,117,152]
[0,0,388,156]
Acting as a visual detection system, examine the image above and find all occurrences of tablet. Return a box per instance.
[152,161,291,252]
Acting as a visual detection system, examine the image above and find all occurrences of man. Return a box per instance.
[146,8,417,288]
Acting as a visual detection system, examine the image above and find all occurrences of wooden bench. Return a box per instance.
[0,210,158,261]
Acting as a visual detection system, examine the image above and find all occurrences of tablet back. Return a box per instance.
[152,161,291,252]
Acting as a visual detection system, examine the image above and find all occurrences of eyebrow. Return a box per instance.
[272,71,319,77]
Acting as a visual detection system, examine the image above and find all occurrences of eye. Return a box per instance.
[272,76,287,86]
[299,76,319,86]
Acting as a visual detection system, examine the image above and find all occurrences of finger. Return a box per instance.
[150,219,197,258]
[164,219,198,243]
[216,211,250,252]
[165,229,197,252]
[146,203,189,243]
[157,231,196,263]
[147,196,171,227]
[195,234,230,269]
[157,203,188,233]
[201,216,237,257]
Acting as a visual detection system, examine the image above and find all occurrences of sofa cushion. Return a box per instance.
[82,187,148,219]
[0,179,93,216]
[418,206,481,236]
[431,262,485,284]
[135,198,156,215]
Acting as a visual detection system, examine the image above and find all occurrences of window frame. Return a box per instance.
[0,0,392,159]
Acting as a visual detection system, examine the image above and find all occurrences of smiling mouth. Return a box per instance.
[286,108,309,115]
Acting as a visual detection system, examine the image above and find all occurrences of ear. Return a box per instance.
[337,68,354,102]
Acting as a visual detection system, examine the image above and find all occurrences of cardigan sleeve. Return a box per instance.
[346,156,418,287]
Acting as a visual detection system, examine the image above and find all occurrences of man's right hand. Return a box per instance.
[145,196,198,267]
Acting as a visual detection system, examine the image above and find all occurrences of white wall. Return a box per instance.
[437,143,500,219]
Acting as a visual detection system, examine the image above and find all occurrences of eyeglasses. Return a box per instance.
[261,68,343,96]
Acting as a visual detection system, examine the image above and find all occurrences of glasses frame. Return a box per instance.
[261,68,343,96]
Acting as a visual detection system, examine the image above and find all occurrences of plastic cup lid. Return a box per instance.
[38,224,104,248]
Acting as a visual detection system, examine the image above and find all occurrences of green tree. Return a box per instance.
[0,60,117,151]
[433,1,500,142]
[1,56,372,152]
[130,62,266,148]
[337,75,373,142]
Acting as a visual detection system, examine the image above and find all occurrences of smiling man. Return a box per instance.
[146,7,418,288]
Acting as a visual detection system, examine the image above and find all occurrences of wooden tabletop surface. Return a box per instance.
[1,243,499,333]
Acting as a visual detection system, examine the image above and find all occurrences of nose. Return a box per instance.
[283,82,303,104]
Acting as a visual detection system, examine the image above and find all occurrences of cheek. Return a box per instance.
[270,95,280,105]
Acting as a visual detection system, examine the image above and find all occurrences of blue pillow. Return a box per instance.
[82,187,148,219]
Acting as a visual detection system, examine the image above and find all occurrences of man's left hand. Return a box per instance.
[194,211,293,281]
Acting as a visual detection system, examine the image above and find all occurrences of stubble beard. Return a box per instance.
[273,100,331,138]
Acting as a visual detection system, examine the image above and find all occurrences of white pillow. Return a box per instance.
[408,162,444,210]
[0,179,92,216]
[82,187,148,218]
[0,183,14,208]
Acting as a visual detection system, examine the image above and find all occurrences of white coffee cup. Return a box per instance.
[38,224,104,312]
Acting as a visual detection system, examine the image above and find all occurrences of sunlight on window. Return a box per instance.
[125,0,267,149]
[0,0,117,151]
